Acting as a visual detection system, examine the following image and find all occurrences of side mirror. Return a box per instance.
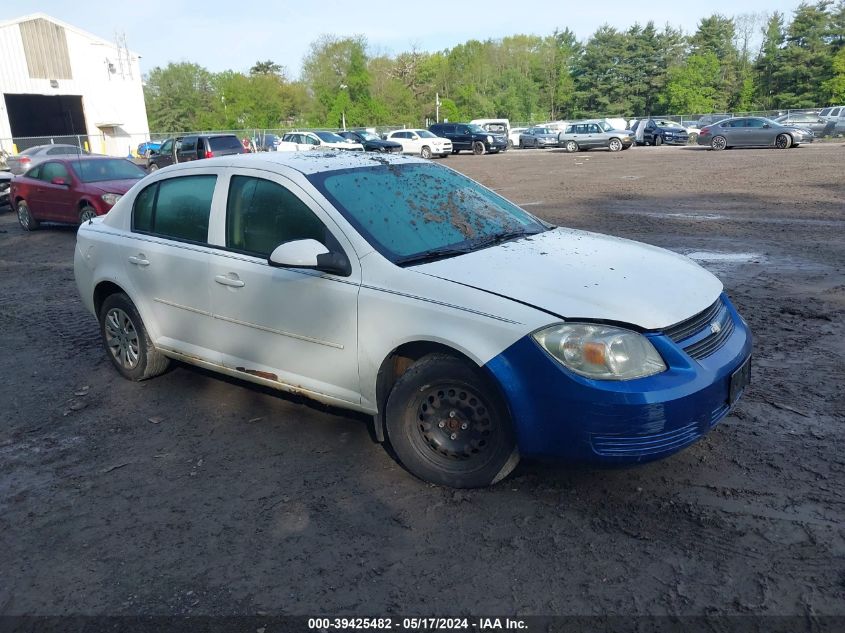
[268,239,351,277]
[411,134,420,140]
[51,177,68,186]
[762,123,770,128]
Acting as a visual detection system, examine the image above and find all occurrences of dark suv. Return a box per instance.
[428,123,508,155]
[339,130,402,153]
[147,134,244,171]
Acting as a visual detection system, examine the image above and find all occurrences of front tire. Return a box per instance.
[148,163,159,172]
[99,293,170,381]
[385,354,519,488]
[564,140,578,153]
[79,204,97,224]
[472,141,485,155]
[420,146,432,159]
[653,134,663,146]
[775,134,792,149]
[711,135,727,151]
[17,200,39,231]
[608,138,623,152]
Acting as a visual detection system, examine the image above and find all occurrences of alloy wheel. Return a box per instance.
[104,308,140,370]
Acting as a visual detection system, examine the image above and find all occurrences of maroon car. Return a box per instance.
[12,156,146,231]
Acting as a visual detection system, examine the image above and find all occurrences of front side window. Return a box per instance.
[132,175,216,244]
[41,162,70,182]
[226,176,333,257]
[160,140,173,153]
[308,163,546,264]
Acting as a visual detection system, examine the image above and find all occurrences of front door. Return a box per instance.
[32,161,74,221]
[206,169,361,405]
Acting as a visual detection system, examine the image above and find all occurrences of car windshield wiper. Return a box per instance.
[396,228,545,267]
[395,244,477,267]
[468,228,543,250]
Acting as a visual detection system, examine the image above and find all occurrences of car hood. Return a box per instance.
[409,228,723,330]
[660,126,686,133]
[89,179,144,194]
[323,141,364,150]
[367,139,402,148]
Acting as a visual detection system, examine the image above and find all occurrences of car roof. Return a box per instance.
[159,150,428,176]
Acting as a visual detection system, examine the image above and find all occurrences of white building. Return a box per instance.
[0,13,149,156]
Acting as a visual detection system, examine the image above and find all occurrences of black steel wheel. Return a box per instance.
[385,354,519,488]
[472,141,485,155]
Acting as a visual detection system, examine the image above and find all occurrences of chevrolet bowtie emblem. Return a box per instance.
[710,321,722,335]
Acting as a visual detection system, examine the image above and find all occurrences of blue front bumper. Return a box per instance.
[484,294,752,463]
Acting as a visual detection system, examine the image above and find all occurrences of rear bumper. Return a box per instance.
[484,294,752,463]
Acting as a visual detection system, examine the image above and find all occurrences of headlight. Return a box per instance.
[101,193,122,206]
[487,135,493,143]
[533,323,666,380]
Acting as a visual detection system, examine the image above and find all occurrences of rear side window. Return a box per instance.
[226,175,333,257]
[132,175,216,244]
[208,136,242,151]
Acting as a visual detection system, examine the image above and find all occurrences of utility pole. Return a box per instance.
[436,93,441,123]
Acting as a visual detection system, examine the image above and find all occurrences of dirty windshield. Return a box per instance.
[309,163,547,265]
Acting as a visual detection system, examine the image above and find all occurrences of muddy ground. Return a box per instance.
[1,143,843,621]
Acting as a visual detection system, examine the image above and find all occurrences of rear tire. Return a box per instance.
[472,141,485,155]
[99,293,170,382]
[17,200,38,231]
[385,354,519,488]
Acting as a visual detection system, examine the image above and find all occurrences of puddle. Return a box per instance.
[685,251,764,263]
[664,212,726,220]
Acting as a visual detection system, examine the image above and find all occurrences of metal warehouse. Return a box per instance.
[0,13,148,156]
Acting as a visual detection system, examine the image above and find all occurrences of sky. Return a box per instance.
[1,0,804,78]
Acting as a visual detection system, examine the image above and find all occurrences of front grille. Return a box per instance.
[591,401,730,457]
[591,420,700,457]
[665,299,722,341]
[664,297,734,360]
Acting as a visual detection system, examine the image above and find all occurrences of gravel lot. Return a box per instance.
[1,143,843,619]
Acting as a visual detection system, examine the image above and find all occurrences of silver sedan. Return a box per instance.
[696,117,809,150]
[5,144,89,175]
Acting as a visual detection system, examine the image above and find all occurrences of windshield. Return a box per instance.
[533,128,553,134]
[72,158,146,183]
[598,121,613,132]
[316,131,347,142]
[358,132,380,141]
[308,163,547,264]
[468,125,486,134]
[416,130,437,138]
[655,120,677,128]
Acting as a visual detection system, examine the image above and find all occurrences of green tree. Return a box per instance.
[664,52,722,113]
[250,60,284,76]
[143,62,217,131]
[822,46,845,99]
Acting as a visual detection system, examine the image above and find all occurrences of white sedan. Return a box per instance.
[74,152,751,488]
[278,131,363,152]
[385,129,451,158]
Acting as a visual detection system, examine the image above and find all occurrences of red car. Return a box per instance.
[12,156,146,231]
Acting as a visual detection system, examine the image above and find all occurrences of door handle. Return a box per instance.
[128,255,150,266]
[215,274,245,288]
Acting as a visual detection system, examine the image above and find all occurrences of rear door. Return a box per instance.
[123,170,223,360]
[178,136,199,163]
